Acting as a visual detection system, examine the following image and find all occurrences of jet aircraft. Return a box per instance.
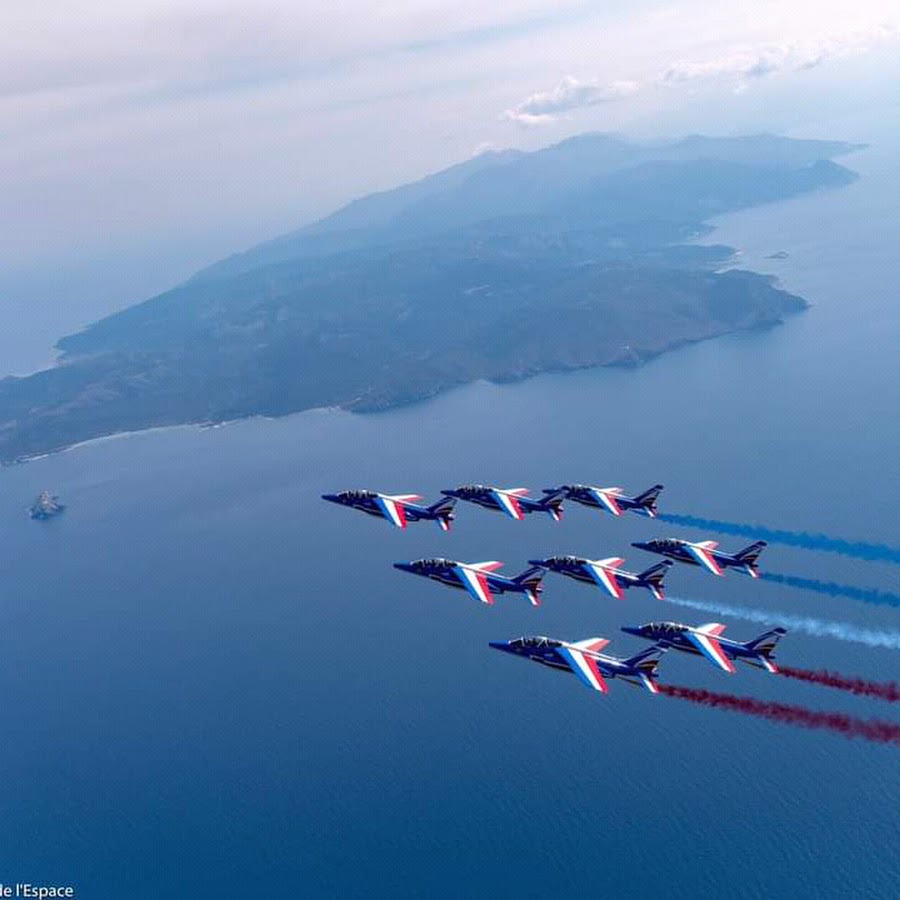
[545,483,663,518]
[631,537,766,577]
[489,635,668,693]
[441,485,564,522]
[621,621,787,674]
[394,559,546,606]
[529,555,673,601]
[321,490,456,531]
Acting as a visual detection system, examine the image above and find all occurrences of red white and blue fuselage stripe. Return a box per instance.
[376,496,408,528]
[557,647,609,692]
[686,631,736,673]
[588,561,626,599]
[590,488,623,516]
[685,543,724,576]
[491,488,527,520]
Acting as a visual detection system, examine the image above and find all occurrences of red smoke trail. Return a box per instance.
[659,685,900,746]
[777,667,900,703]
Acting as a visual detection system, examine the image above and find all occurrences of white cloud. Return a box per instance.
[502,75,639,124]
[500,22,899,123]
[659,25,897,88]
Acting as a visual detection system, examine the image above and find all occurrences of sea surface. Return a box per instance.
[0,135,898,898]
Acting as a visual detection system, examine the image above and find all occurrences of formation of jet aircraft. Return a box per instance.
[323,482,667,528]
[529,555,672,601]
[323,480,789,696]
[393,558,546,606]
[489,636,668,693]
[632,537,767,578]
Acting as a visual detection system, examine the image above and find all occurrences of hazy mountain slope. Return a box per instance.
[0,134,859,463]
[193,133,859,280]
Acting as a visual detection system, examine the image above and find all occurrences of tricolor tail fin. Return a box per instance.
[428,496,457,531]
[743,627,787,672]
[638,561,672,600]
[623,643,668,675]
[734,540,767,574]
[627,643,667,692]
[633,484,664,517]
[512,566,545,607]
[537,489,565,522]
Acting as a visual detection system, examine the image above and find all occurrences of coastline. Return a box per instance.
[0,304,801,466]
[0,135,859,466]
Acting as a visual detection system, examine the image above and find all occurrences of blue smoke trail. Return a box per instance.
[761,572,900,607]
[667,596,900,651]
[658,513,900,565]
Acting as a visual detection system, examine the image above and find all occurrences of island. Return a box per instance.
[30,491,65,519]
[0,133,862,464]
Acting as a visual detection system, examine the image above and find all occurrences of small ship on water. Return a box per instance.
[30,491,65,520]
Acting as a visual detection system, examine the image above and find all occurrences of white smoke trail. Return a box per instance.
[667,596,900,651]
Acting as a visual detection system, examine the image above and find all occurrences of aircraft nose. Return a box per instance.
[393,562,416,574]
[631,541,651,551]
[321,493,340,503]
[441,488,458,497]
[528,559,549,568]
[620,626,642,637]
[488,641,512,654]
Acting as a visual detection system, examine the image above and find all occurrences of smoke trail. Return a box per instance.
[666,596,900,651]
[777,667,900,703]
[658,513,900,565]
[659,685,900,746]
[761,572,900,608]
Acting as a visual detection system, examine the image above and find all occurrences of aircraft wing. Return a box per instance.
[455,566,495,605]
[468,561,504,573]
[571,637,610,653]
[389,494,424,503]
[686,627,736,673]
[587,558,626,599]
[492,489,528,520]
[557,647,609,692]
[376,496,411,528]
[590,487,623,516]
[685,542,724,575]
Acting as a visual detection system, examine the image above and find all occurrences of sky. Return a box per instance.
[1,0,899,369]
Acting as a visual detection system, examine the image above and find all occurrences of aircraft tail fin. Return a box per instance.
[512,565,545,607]
[633,484,664,517]
[637,561,672,600]
[742,627,787,672]
[427,496,457,531]
[734,540,767,576]
[537,490,565,522]
[623,642,668,675]
[624,643,668,692]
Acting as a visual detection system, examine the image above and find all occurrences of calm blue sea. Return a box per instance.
[0,137,898,898]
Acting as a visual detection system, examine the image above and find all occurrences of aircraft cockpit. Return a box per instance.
[341,489,375,500]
